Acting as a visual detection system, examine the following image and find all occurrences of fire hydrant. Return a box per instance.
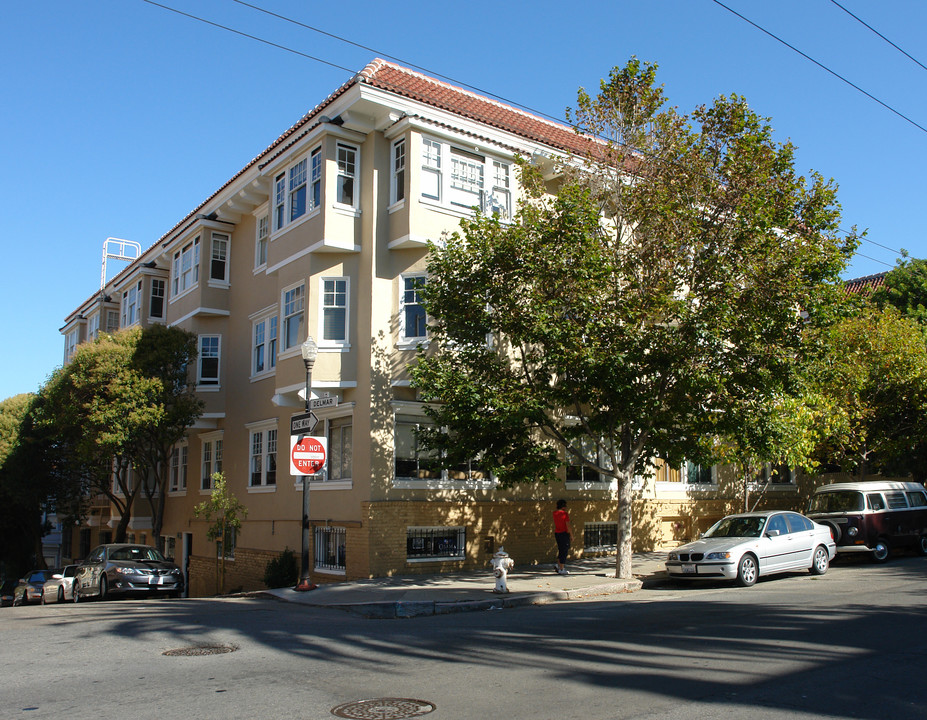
[490,547,514,593]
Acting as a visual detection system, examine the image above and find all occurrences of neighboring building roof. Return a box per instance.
[844,272,887,295]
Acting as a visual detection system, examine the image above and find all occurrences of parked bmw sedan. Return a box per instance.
[665,511,836,587]
[41,564,79,604]
[74,544,184,601]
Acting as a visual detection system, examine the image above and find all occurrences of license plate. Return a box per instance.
[681,563,696,574]
[153,576,166,585]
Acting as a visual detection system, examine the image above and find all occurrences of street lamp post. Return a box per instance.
[296,336,318,592]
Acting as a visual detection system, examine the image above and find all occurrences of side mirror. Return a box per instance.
[766,529,780,538]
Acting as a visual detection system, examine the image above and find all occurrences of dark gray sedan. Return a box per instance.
[74,544,184,601]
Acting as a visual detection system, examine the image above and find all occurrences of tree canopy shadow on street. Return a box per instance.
[37,557,927,719]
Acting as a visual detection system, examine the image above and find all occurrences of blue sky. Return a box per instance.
[2,0,925,401]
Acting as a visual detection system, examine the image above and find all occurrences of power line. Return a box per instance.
[140,0,356,74]
[141,0,903,263]
[710,0,927,135]
[829,0,927,73]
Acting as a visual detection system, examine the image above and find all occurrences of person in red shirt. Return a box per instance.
[553,499,571,575]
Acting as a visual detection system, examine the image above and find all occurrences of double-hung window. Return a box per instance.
[149,278,165,320]
[255,213,268,269]
[249,424,277,488]
[421,138,441,200]
[172,236,200,297]
[201,434,223,490]
[565,437,604,484]
[328,417,353,481]
[274,148,321,232]
[282,283,304,351]
[198,335,220,386]
[210,233,229,283]
[289,157,308,222]
[87,313,100,341]
[392,139,406,204]
[394,417,440,480]
[169,443,188,493]
[252,313,277,376]
[122,280,142,327]
[336,143,357,207]
[321,277,348,344]
[400,275,427,344]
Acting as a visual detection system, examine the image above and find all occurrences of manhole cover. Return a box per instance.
[331,698,436,719]
[162,644,237,656]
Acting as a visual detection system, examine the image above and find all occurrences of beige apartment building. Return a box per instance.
[59,60,811,595]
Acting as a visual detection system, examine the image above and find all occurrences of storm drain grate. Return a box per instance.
[331,698,436,719]
[162,644,237,656]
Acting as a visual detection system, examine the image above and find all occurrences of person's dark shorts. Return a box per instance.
[555,532,570,564]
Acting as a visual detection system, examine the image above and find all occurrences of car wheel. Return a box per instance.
[736,554,758,587]
[917,535,927,556]
[810,545,829,575]
[99,575,108,601]
[58,587,65,603]
[872,538,891,563]
[40,591,46,605]
[73,585,80,603]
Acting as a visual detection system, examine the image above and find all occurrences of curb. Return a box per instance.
[314,578,645,619]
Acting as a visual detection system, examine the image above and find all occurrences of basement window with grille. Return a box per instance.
[406,526,465,562]
[584,522,618,552]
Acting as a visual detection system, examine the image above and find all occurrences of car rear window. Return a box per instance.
[809,491,863,513]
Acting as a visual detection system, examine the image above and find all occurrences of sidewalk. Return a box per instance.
[260,552,669,618]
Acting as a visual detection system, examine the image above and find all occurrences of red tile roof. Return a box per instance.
[844,272,887,295]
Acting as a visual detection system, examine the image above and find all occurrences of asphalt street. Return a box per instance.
[2,553,926,720]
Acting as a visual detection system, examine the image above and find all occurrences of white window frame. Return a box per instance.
[64,328,79,362]
[251,310,278,378]
[320,277,349,348]
[121,279,142,327]
[87,313,100,341]
[198,335,220,387]
[247,421,278,491]
[172,236,200,298]
[419,136,512,220]
[281,282,305,353]
[255,212,269,270]
[391,138,406,206]
[105,309,120,334]
[200,431,223,492]
[399,274,428,348]
[273,147,322,233]
[169,442,188,494]
[209,232,230,286]
[149,278,165,320]
[335,142,358,208]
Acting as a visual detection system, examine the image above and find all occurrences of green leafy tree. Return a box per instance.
[36,329,163,542]
[131,324,202,541]
[413,60,856,578]
[871,254,927,334]
[806,306,927,481]
[194,473,247,594]
[0,394,45,575]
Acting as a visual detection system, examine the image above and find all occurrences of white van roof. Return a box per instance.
[813,481,926,494]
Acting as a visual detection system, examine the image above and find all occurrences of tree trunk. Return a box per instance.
[615,472,634,579]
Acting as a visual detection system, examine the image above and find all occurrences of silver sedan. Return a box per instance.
[665,511,836,586]
[41,565,78,604]
[74,544,184,601]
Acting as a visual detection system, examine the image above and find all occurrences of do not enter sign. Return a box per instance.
[290,435,327,476]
